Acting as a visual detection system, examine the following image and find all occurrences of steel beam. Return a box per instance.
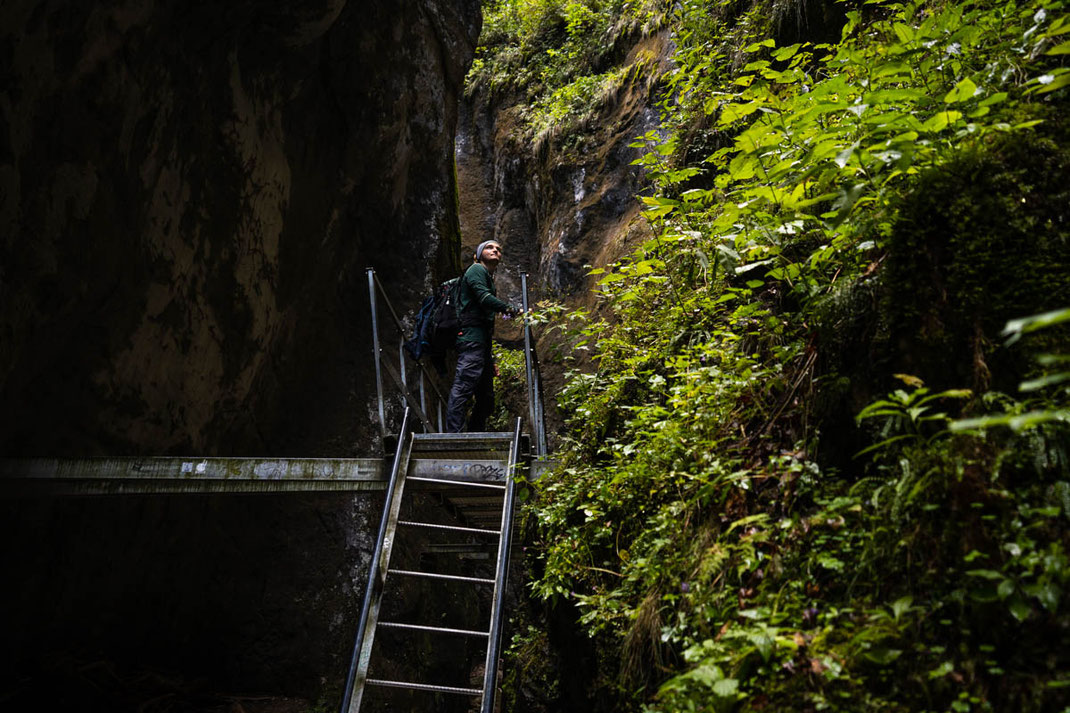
[0,457,387,496]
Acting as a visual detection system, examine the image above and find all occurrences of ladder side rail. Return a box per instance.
[480,418,523,713]
[367,269,449,432]
[339,408,414,713]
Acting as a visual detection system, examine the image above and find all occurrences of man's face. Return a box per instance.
[481,242,502,267]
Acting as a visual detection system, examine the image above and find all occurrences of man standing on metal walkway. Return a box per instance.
[446,240,518,433]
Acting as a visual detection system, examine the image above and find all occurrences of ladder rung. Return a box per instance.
[408,476,507,490]
[366,679,483,696]
[389,569,494,584]
[379,621,490,637]
[398,519,500,536]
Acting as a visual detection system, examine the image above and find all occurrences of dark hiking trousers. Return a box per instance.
[446,341,494,433]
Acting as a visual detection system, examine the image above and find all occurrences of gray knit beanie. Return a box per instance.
[474,240,501,261]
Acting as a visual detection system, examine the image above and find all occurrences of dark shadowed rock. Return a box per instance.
[0,0,479,457]
[0,0,480,704]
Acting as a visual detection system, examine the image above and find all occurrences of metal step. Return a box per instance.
[408,475,506,490]
[398,519,500,536]
[378,621,489,638]
[366,679,482,696]
[389,569,495,585]
[341,414,523,713]
[410,457,509,481]
[420,543,492,558]
[412,432,513,453]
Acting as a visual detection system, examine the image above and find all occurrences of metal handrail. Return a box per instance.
[367,266,548,453]
[367,269,449,439]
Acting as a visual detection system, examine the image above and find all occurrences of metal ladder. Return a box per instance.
[340,410,523,713]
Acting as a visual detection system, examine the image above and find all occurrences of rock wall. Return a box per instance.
[455,31,671,450]
[0,0,480,704]
[456,33,670,304]
[1,0,479,457]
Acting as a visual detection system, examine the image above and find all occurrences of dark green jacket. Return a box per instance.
[457,262,512,345]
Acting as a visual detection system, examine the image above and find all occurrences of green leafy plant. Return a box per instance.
[473,0,1070,711]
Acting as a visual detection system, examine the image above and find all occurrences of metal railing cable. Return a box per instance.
[367,269,448,438]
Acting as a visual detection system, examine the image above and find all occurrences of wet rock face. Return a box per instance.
[0,0,479,457]
[455,33,669,304]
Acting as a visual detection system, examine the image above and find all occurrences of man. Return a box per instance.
[446,240,518,433]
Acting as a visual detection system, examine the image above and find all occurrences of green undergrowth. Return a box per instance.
[498,0,1070,711]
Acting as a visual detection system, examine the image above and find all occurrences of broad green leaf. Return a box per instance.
[1020,372,1070,391]
[1003,308,1070,339]
[864,647,903,665]
[891,596,914,621]
[643,204,675,218]
[1013,119,1045,130]
[744,39,776,52]
[873,61,911,79]
[1008,597,1033,622]
[979,91,1009,106]
[728,154,757,180]
[944,77,978,103]
[713,678,739,697]
[842,10,860,39]
[923,111,963,131]
[893,22,914,43]
[966,569,1003,580]
[772,44,802,61]
[865,88,927,105]
[1048,40,1070,55]
[720,101,761,125]
[1038,72,1070,93]
[929,661,954,679]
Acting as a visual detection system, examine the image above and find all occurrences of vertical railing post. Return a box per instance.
[520,273,539,454]
[532,351,548,456]
[367,268,387,442]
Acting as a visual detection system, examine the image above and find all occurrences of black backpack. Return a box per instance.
[404,276,462,376]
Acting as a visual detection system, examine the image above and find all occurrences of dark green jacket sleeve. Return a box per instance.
[457,263,512,345]
[465,263,512,315]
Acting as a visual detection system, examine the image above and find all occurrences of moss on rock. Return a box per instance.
[882,128,1070,393]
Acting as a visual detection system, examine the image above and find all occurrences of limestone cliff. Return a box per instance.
[1,0,479,457]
